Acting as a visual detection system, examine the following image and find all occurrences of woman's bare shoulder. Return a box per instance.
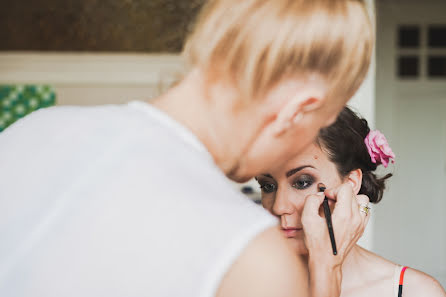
[349,247,445,297]
[355,246,398,277]
[359,247,445,296]
[403,268,446,297]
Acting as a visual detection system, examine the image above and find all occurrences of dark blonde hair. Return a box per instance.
[183,0,375,102]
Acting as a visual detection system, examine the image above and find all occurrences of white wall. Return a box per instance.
[375,0,446,286]
[0,53,184,106]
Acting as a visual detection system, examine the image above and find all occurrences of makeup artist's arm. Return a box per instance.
[301,183,370,297]
[216,226,310,297]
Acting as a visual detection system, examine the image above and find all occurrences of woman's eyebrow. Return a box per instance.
[286,165,315,178]
[260,174,273,178]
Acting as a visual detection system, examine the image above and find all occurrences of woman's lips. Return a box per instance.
[281,228,303,238]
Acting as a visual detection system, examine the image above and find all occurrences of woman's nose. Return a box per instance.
[272,186,295,216]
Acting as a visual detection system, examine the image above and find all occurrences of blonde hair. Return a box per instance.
[183,0,374,102]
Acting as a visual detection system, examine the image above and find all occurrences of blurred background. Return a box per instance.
[0,0,445,287]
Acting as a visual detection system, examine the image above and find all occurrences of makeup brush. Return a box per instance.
[318,183,337,256]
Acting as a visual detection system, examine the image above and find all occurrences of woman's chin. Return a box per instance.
[287,238,309,255]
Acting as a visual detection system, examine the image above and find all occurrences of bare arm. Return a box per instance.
[307,261,342,297]
[216,226,310,297]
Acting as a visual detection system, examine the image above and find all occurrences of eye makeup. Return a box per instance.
[291,174,314,190]
[259,183,276,193]
[256,177,277,194]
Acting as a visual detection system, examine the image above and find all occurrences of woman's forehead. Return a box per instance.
[258,143,336,179]
[285,144,328,168]
[264,144,330,178]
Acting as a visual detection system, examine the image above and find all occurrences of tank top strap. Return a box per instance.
[393,265,409,297]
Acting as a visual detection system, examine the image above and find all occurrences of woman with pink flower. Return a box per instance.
[256,107,445,297]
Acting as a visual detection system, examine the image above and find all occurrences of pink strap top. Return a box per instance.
[393,265,408,297]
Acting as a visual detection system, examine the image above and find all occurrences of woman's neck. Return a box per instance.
[341,245,370,285]
[338,245,392,293]
[151,70,262,178]
[301,245,380,293]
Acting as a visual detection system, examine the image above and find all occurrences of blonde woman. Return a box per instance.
[0,1,374,297]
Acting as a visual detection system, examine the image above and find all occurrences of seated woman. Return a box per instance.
[256,106,446,297]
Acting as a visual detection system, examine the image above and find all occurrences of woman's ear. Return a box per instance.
[272,93,324,136]
[347,169,363,194]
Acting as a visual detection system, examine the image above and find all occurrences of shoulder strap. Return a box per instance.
[397,266,408,297]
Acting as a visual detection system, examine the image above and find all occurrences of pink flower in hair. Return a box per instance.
[364,130,395,168]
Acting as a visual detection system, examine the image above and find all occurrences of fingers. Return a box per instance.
[363,209,371,228]
[356,194,370,218]
[328,183,354,217]
[356,194,370,205]
[328,184,371,241]
[311,184,372,262]
[301,193,325,224]
[352,195,370,241]
[356,195,371,231]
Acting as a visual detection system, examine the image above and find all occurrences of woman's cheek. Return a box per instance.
[261,196,274,211]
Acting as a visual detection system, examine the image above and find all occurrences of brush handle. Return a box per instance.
[323,198,337,255]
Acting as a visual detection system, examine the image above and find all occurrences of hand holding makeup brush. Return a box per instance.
[301,182,370,297]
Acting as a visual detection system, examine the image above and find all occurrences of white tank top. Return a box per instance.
[0,101,277,297]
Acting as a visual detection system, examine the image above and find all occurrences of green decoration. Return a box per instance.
[0,85,56,132]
